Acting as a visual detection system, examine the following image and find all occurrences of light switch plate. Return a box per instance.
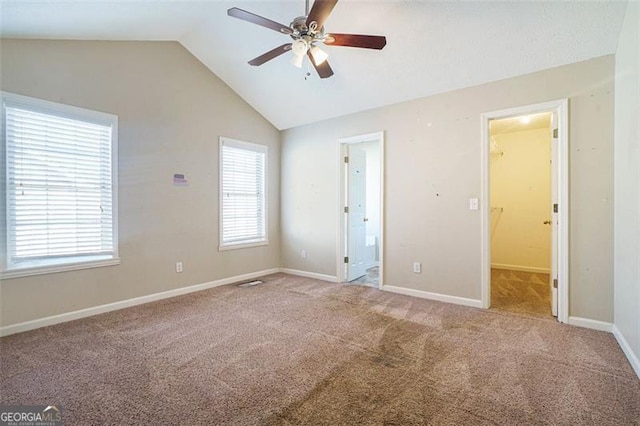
[469,198,479,210]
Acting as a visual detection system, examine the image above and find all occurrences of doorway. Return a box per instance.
[480,100,569,323]
[489,112,553,317]
[337,131,384,288]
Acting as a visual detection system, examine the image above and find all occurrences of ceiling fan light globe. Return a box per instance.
[291,39,308,56]
[290,53,305,68]
[309,45,329,65]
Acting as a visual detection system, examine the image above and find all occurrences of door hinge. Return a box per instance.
[344,206,349,213]
[344,156,349,164]
[553,203,558,213]
[344,256,349,263]
[553,128,558,138]
[553,278,558,289]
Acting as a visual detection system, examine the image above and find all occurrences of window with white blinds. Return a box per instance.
[219,137,267,249]
[2,92,118,277]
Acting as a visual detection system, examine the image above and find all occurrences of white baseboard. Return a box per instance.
[381,285,482,308]
[279,268,338,282]
[612,325,640,379]
[567,316,613,332]
[491,263,550,274]
[0,268,280,337]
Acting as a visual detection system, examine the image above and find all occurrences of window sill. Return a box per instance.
[219,240,269,252]
[1,257,121,280]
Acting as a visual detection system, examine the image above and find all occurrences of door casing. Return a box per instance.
[480,99,569,323]
[337,131,385,288]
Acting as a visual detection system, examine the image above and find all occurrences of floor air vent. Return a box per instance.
[237,280,264,288]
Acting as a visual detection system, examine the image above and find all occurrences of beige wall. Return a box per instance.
[282,55,614,322]
[614,2,640,372]
[0,40,281,326]
[490,128,551,272]
[0,41,620,329]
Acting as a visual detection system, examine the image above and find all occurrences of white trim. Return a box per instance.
[1,258,120,280]
[0,268,280,337]
[480,99,569,323]
[379,134,385,290]
[337,131,385,289]
[567,316,613,332]
[381,285,483,309]
[1,91,119,277]
[612,325,640,378]
[218,136,268,251]
[279,268,338,282]
[220,137,267,153]
[490,263,550,274]
[218,240,269,251]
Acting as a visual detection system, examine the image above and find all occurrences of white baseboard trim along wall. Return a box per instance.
[567,316,613,332]
[381,284,483,308]
[0,268,281,337]
[491,263,551,274]
[612,325,640,378]
[279,268,338,282]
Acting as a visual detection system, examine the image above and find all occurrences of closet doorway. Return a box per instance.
[489,112,553,317]
[480,100,569,323]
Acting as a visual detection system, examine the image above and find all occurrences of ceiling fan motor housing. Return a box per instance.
[290,15,324,42]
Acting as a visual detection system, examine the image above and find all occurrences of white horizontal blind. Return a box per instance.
[220,138,266,246]
[5,100,115,266]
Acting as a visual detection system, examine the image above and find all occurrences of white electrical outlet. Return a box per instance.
[413,262,421,273]
[176,262,183,273]
[301,249,307,259]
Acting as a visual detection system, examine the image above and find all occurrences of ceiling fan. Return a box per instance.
[227,0,387,79]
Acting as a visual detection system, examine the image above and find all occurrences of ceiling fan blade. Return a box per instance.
[324,33,387,50]
[249,44,292,66]
[307,51,334,79]
[306,0,338,30]
[227,7,293,35]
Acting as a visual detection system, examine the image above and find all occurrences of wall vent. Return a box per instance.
[237,280,264,288]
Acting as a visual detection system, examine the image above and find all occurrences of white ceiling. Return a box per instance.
[0,1,628,130]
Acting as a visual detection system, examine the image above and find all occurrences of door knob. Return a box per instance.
[363,218,369,222]
[543,220,552,225]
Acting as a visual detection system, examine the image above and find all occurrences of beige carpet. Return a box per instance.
[1,273,638,425]
[491,268,552,318]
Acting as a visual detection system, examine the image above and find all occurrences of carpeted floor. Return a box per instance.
[491,268,552,318]
[1,273,638,425]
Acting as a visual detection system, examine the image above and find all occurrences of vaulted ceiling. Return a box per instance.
[0,1,628,130]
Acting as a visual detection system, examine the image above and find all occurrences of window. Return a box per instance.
[1,92,118,278]
[219,137,267,250]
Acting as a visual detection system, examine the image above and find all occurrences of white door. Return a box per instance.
[550,113,559,317]
[347,145,368,281]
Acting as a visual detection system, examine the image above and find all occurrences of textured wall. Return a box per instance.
[281,55,614,322]
[490,128,551,272]
[614,1,640,374]
[0,40,281,326]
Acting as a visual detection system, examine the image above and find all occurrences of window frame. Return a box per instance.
[218,137,268,251]
[1,91,119,279]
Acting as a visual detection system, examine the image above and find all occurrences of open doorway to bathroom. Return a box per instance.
[338,132,384,288]
[489,112,554,317]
